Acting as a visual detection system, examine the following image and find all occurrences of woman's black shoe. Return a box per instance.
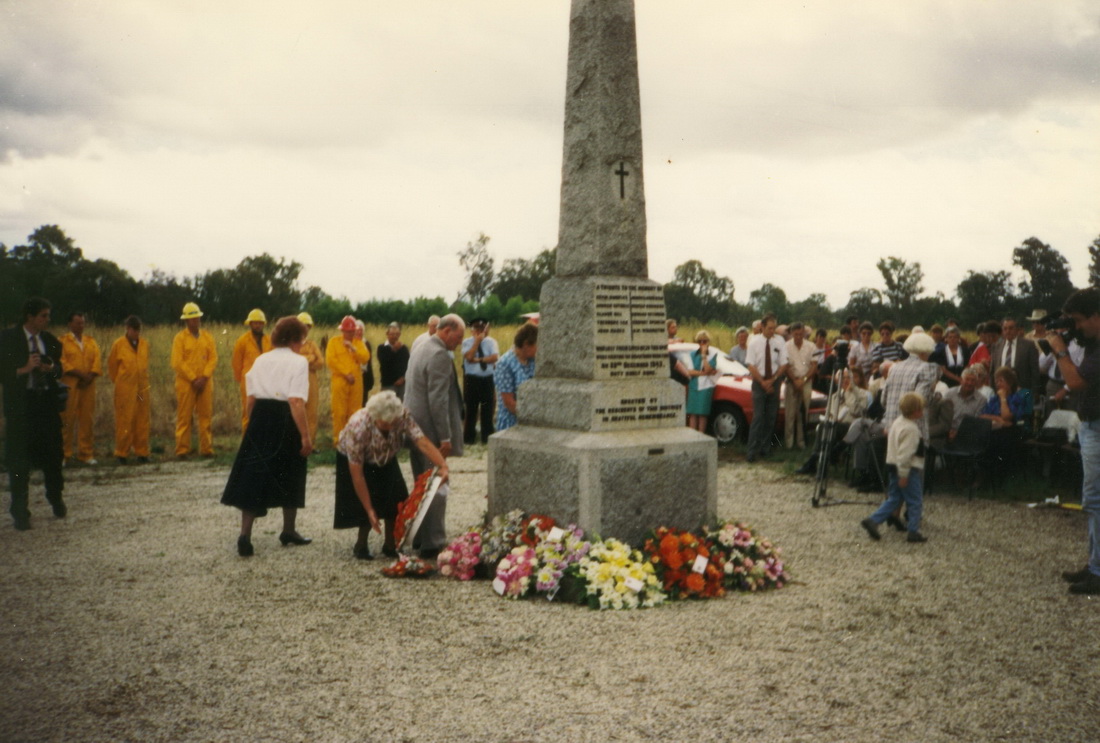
[237,536,254,557]
[354,545,374,560]
[279,532,313,546]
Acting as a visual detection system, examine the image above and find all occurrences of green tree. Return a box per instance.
[876,256,924,318]
[141,269,195,325]
[748,283,788,318]
[664,259,736,323]
[1087,234,1100,289]
[457,232,495,305]
[195,253,303,322]
[56,258,143,324]
[1012,236,1075,311]
[841,288,885,323]
[955,270,1016,329]
[788,292,833,330]
[493,248,556,303]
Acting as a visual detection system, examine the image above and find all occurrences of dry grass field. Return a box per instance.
[0,321,524,457]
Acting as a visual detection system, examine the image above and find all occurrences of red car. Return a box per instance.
[669,343,827,445]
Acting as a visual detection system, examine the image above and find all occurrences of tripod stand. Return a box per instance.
[811,369,882,508]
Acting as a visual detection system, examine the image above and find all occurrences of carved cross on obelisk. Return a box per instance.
[488,0,717,546]
[556,0,647,278]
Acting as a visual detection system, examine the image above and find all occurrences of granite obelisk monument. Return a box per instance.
[488,0,717,545]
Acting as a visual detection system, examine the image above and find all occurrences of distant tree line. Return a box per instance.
[3,224,1096,330]
[663,235,1095,330]
[0,226,538,327]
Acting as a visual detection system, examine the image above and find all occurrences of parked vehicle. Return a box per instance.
[669,343,827,445]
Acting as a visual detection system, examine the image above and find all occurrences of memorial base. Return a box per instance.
[488,425,717,546]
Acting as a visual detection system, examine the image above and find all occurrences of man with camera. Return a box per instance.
[1046,288,1100,595]
[0,297,67,531]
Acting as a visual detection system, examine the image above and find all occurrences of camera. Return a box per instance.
[1038,315,1082,355]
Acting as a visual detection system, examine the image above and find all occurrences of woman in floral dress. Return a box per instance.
[334,390,448,559]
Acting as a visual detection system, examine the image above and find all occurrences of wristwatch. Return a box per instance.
[1055,350,1069,360]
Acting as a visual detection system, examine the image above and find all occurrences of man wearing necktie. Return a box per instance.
[991,317,1040,399]
[745,314,789,463]
[0,297,67,530]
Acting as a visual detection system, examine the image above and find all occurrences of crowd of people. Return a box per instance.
[0,298,539,561]
[4,294,1099,595]
[664,304,1100,593]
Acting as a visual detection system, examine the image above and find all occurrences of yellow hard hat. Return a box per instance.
[297,312,314,327]
[180,302,203,320]
[244,308,267,325]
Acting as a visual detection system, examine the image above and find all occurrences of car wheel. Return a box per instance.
[710,402,746,445]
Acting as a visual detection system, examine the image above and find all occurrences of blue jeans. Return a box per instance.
[1078,420,1100,577]
[747,381,779,458]
[869,467,924,533]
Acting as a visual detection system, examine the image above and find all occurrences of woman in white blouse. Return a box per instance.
[221,316,314,557]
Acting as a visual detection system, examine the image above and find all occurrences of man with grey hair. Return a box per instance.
[404,313,465,559]
[943,367,989,443]
[411,314,442,354]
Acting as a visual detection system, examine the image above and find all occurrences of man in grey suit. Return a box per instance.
[403,313,465,558]
[991,316,1041,398]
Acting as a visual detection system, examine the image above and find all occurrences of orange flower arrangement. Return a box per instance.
[643,527,725,600]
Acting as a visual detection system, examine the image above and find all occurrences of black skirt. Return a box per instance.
[221,398,307,516]
[334,452,409,528]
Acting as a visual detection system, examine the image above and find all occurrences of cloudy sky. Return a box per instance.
[2,0,1098,312]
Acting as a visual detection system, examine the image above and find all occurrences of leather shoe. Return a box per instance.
[354,545,373,560]
[885,515,906,532]
[860,518,881,541]
[382,546,398,559]
[1062,566,1091,583]
[237,535,254,557]
[279,532,313,547]
[419,548,440,560]
[51,501,67,519]
[906,531,927,543]
[13,516,31,531]
[1068,572,1100,595]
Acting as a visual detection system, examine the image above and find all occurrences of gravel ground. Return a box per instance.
[2,449,1099,743]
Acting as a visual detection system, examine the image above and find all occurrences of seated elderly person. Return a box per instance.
[942,366,989,443]
[796,366,870,475]
[334,390,449,560]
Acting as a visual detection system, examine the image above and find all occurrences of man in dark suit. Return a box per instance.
[1,297,67,530]
[991,316,1041,398]
[403,313,465,559]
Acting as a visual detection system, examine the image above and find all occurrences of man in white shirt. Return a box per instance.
[745,314,789,462]
[784,322,817,449]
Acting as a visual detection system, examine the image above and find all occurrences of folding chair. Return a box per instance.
[941,415,993,499]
